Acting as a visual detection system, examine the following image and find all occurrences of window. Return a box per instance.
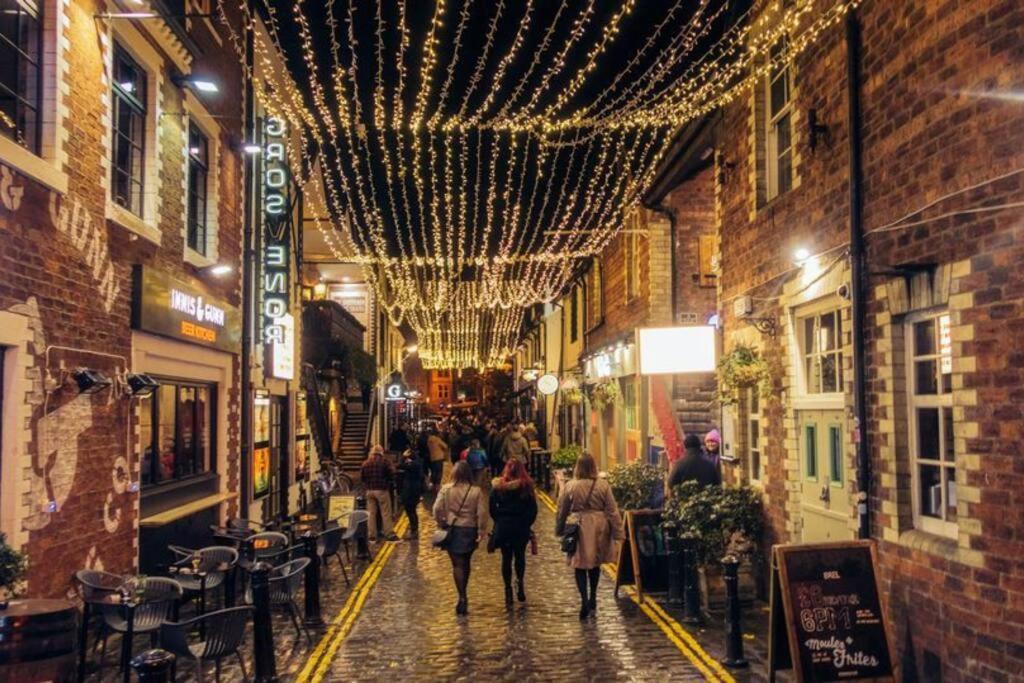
[764,36,793,201]
[569,287,579,343]
[111,44,147,216]
[186,124,209,255]
[804,424,817,479]
[0,0,42,152]
[907,312,956,537]
[748,388,762,481]
[622,379,637,430]
[801,308,843,394]
[139,380,215,487]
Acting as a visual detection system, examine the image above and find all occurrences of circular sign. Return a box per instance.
[537,374,559,396]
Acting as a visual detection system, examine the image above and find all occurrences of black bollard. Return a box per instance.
[250,562,280,683]
[681,534,703,625]
[302,532,325,628]
[130,649,175,683]
[721,556,749,669]
[663,521,683,606]
[355,494,371,560]
[542,453,552,491]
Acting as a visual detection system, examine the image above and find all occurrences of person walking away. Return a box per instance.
[501,426,531,464]
[360,445,398,541]
[555,453,623,620]
[702,429,722,469]
[433,462,488,616]
[389,423,411,455]
[463,439,491,492]
[360,381,372,411]
[426,428,450,491]
[489,460,538,608]
[398,449,426,540]
[669,434,722,492]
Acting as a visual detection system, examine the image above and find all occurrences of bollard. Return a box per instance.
[681,534,703,625]
[542,453,552,491]
[250,562,280,683]
[302,532,325,628]
[721,555,749,669]
[130,649,175,683]
[662,521,683,606]
[354,494,371,560]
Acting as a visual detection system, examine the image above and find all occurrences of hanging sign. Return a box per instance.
[132,266,240,352]
[385,383,405,401]
[537,373,559,396]
[768,541,896,682]
[262,116,293,379]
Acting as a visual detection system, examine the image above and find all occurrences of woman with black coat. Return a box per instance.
[489,459,539,608]
[397,449,426,539]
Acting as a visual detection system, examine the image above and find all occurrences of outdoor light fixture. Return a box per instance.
[124,373,160,397]
[241,142,261,154]
[173,75,219,94]
[406,344,419,354]
[74,369,112,395]
[97,12,159,19]
[199,263,232,277]
[793,247,812,265]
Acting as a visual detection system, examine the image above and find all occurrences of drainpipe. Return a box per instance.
[240,23,255,516]
[846,10,870,540]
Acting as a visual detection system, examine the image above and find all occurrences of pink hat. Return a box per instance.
[705,429,722,444]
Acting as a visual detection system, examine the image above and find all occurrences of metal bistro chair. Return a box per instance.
[74,569,124,664]
[315,525,348,586]
[245,531,292,566]
[339,510,370,564]
[160,605,254,683]
[97,576,183,674]
[245,558,312,645]
[168,545,239,614]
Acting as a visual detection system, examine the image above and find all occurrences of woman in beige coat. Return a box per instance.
[432,461,488,616]
[555,452,623,619]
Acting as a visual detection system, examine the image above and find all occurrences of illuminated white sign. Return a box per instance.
[385,383,404,401]
[268,312,294,380]
[262,116,292,378]
[638,326,717,375]
[537,374,559,396]
[594,354,612,378]
[169,289,226,327]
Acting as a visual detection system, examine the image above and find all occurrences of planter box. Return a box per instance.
[698,560,757,612]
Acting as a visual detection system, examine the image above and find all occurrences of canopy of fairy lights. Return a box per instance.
[220,0,859,368]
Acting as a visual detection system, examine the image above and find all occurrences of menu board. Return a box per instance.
[614,510,669,600]
[253,445,271,499]
[768,541,896,682]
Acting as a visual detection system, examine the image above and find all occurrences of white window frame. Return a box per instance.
[0,0,68,195]
[747,387,762,483]
[905,310,957,539]
[104,21,164,245]
[182,92,221,266]
[764,36,793,202]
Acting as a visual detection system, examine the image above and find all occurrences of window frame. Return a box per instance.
[186,122,209,255]
[764,36,793,202]
[905,310,957,539]
[747,387,762,483]
[110,42,148,218]
[139,377,217,490]
[797,307,844,397]
[0,0,43,154]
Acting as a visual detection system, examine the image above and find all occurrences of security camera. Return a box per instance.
[837,283,851,300]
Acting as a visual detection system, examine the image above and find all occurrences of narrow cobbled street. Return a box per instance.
[301,491,730,682]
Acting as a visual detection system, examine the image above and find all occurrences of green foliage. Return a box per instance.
[716,344,772,405]
[561,387,583,406]
[664,483,765,567]
[551,443,582,470]
[607,461,664,510]
[590,379,621,409]
[0,534,26,598]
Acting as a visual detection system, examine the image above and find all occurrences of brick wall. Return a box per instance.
[0,0,244,596]
[703,0,1024,679]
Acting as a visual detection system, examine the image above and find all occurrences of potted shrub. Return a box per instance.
[664,482,764,609]
[0,533,27,607]
[550,444,582,495]
[607,461,665,511]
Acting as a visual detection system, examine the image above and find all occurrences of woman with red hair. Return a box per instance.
[489,459,539,608]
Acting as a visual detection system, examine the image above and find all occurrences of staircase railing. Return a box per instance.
[302,363,335,464]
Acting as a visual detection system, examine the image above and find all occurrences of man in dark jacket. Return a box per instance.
[668,434,722,491]
[397,449,425,539]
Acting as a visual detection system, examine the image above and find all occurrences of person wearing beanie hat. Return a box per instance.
[702,429,722,469]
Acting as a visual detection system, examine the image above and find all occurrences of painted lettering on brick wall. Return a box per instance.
[0,164,24,211]
[48,192,120,313]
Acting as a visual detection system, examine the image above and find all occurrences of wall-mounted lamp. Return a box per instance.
[793,247,812,266]
[717,159,737,186]
[199,263,232,277]
[241,142,261,155]
[808,108,830,151]
[74,369,112,394]
[173,74,219,94]
[125,373,160,397]
[405,344,419,354]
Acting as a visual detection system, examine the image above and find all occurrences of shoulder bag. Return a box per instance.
[560,479,598,555]
[431,486,473,549]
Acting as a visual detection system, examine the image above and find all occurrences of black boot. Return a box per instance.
[579,602,591,620]
[456,597,468,616]
[517,581,526,603]
[505,585,514,608]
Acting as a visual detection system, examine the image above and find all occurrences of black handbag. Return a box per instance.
[560,479,597,555]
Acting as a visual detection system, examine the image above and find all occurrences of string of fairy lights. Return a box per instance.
[219,0,862,369]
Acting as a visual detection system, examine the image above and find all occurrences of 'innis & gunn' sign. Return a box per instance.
[133,266,240,352]
[262,116,294,380]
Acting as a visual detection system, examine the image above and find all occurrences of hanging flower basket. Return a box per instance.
[590,379,621,410]
[562,387,583,406]
[715,344,772,405]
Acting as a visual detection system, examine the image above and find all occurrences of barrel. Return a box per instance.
[0,599,78,682]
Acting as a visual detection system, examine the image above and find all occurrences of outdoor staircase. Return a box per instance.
[338,402,370,471]
[672,375,717,439]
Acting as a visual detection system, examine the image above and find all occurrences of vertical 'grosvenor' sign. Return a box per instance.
[262,116,294,379]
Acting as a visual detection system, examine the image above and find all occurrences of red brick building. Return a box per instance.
[0,0,248,596]
[651,0,1024,678]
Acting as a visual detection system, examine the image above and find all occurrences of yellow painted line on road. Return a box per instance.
[296,514,409,682]
[537,489,731,682]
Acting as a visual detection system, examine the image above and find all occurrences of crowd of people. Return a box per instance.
[355,409,725,619]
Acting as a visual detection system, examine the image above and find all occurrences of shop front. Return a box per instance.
[131,266,240,574]
[582,339,639,470]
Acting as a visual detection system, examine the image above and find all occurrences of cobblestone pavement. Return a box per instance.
[312,493,722,682]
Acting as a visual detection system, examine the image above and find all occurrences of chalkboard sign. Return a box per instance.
[768,541,896,682]
[614,510,669,600]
